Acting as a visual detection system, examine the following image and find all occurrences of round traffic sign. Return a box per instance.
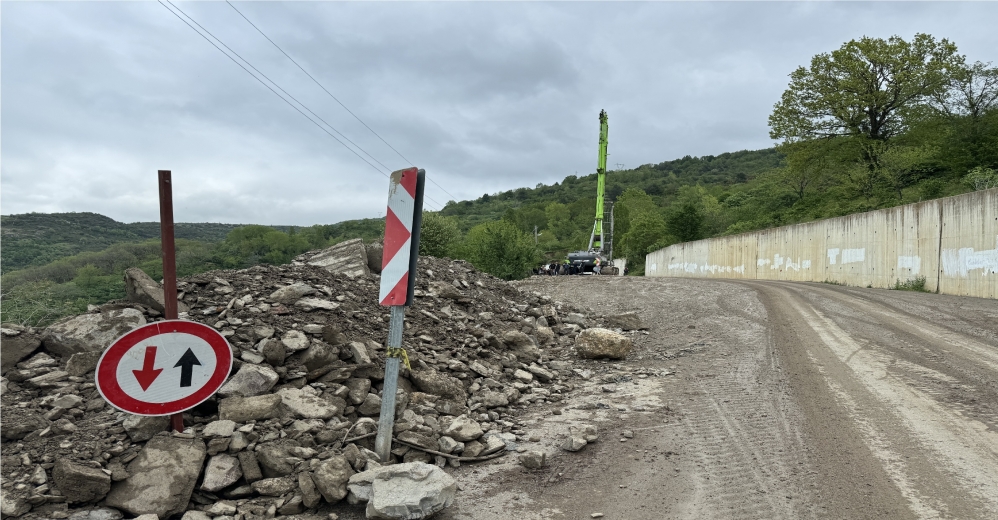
[96,320,233,416]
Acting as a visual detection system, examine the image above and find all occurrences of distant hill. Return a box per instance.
[0,212,267,273]
[441,148,782,230]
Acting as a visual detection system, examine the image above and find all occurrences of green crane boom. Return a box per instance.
[588,109,609,251]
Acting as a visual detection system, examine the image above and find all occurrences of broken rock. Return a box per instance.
[366,462,457,519]
[312,455,354,504]
[104,434,206,517]
[306,238,370,279]
[278,387,339,419]
[123,415,171,443]
[0,325,41,374]
[41,307,146,357]
[52,459,112,503]
[200,454,242,492]
[217,364,278,397]
[123,267,189,315]
[605,312,646,331]
[443,415,483,442]
[268,283,316,304]
[575,328,633,360]
[219,393,284,422]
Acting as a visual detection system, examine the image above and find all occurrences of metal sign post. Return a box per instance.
[374,168,425,462]
[158,170,185,432]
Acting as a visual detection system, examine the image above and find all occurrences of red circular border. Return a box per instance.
[96,320,232,416]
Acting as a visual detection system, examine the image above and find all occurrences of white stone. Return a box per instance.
[365,462,457,519]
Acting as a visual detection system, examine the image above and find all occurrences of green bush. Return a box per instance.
[459,220,539,280]
[418,213,461,258]
[892,276,929,292]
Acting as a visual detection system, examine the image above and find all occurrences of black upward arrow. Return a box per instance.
[174,348,202,388]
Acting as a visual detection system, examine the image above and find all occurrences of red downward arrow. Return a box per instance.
[132,346,163,391]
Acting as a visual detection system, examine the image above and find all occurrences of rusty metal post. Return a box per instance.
[158,170,184,433]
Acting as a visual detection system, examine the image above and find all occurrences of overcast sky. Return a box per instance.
[3,1,996,226]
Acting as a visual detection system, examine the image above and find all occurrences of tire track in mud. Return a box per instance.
[748,281,998,519]
[678,322,818,520]
[590,277,822,519]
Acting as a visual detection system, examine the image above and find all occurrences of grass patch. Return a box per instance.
[821,279,846,286]
[892,276,929,292]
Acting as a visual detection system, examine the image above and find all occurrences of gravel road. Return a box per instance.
[447,276,998,520]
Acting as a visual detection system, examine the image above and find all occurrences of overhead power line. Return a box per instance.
[224,0,461,207]
[164,1,398,177]
[157,1,444,211]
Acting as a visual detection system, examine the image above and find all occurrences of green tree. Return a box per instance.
[544,203,573,241]
[769,33,963,144]
[875,144,938,202]
[619,211,669,261]
[459,220,538,280]
[965,166,998,190]
[217,225,310,267]
[776,140,835,202]
[71,264,103,291]
[418,212,461,258]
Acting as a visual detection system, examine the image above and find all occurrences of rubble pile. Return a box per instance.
[0,244,601,519]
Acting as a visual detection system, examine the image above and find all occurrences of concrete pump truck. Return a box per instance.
[567,109,618,275]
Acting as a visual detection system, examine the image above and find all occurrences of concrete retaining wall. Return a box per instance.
[645,188,998,299]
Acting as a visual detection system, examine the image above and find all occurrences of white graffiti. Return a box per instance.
[941,237,998,277]
[897,255,922,274]
[842,248,866,264]
[827,248,840,265]
[667,262,746,275]
[757,258,771,267]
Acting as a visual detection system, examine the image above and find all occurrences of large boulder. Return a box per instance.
[306,238,370,279]
[365,462,457,519]
[217,364,278,397]
[605,312,647,331]
[123,267,189,315]
[52,460,111,503]
[501,331,541,362]
[41,307,146,358]
[366,241,384,274]
[575,328,633,360]
[1,325,41,374]
[104,434,206,517]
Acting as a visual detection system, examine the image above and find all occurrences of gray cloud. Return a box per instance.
[3,1,996,225]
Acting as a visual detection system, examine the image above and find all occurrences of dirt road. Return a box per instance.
[442,276,998,520]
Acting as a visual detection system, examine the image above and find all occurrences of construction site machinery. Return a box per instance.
[568,109,618,275]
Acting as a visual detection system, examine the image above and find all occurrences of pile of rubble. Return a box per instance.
[0,239,634,519]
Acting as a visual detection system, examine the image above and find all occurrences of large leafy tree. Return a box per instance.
[769,34,963,144]
[460,220,538,280]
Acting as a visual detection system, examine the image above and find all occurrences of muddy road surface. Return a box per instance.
[440,276,998,520]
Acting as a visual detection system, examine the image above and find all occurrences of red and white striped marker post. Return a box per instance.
[375,167,425,461]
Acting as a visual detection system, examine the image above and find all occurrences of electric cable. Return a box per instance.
[158,1,444,211]
[224,0,460,207]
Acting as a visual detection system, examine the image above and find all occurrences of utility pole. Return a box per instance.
[534,225,539,245]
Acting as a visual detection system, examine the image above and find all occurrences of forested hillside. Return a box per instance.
[1,212,248,272]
